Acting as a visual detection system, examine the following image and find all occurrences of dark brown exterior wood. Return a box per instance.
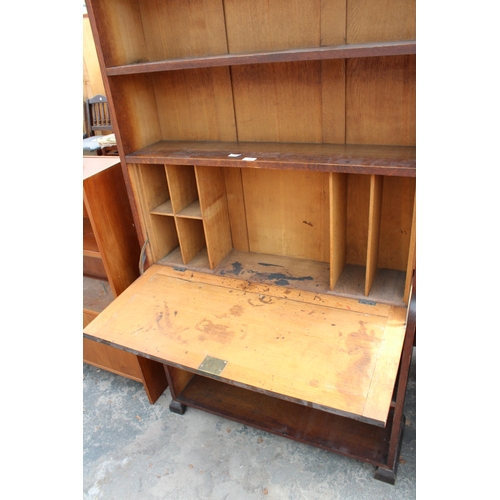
[107,41,416,76]
[127,141,416,177]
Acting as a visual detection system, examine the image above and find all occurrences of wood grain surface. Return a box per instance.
[84,264,407,425]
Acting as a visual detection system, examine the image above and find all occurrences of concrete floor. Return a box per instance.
[83,349,416,500]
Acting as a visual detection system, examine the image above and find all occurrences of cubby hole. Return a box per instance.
[330,174,415,306]
[166,165,201,218]
[174,218,209,268]
[130,163,211,268]
[212,168,331,294]
[134,163,171,215]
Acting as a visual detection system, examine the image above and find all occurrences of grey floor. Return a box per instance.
[83,349,416,500]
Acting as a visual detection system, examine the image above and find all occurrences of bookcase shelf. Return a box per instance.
[106,41,416,75]
[126,141,416,176]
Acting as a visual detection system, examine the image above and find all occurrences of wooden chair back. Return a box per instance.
[86,95,112,136]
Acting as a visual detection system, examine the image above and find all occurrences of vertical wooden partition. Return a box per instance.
[195,166,233,270]
[366,175,384,295]
[329,172,348,290]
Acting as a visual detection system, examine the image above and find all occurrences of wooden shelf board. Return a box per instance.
[106,41,416,76]
[127,141,416,177]
[158,250,406,306]
[177,374,392,467]
[83,249,102,259]
[84,264,408,426]
[150,200,174,216]
[157,246,211,271]
[83,276,114,313]
[331,265,407,307]
[214,250,330,295]
[177,200,202,219]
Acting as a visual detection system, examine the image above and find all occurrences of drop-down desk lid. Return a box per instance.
[84,264,409,427]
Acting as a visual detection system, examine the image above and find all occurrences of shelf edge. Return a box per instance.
[107,41,416,76]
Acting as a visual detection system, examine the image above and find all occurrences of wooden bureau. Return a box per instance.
[83,0,416,483]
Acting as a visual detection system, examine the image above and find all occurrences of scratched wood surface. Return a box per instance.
[84,264,407,425]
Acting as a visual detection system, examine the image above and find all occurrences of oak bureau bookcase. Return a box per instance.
[83,0,416,484]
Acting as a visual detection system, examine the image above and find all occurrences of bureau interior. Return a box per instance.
[129,163,415,306]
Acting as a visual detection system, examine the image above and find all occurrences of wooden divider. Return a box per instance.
[329,172,347,290]
[404,197,416,303]
[366,175,384,295]
[175,218,206,265]
[195,166,233,269]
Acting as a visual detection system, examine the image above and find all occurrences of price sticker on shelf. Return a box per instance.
[228,153,241,157]
[242,157,257,161]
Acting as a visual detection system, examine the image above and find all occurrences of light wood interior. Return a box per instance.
[129,161,415,306]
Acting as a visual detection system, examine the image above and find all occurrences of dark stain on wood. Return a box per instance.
[231,262,243,275]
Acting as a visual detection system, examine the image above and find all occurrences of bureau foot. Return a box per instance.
[374,466,397,485]
[169,400,187,415]
[374,414,406,484]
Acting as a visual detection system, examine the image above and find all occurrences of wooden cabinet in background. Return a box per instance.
[84,0,416,484]
[83,156,168,404]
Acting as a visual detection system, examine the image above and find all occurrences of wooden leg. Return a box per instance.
[374,414,406,484]
[374,466,397,485]
[163,364,191,415]
[375,280,416,484]
[169,400,187,415]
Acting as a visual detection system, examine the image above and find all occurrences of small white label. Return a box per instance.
[242,157,257,161]
[228,153,241,157]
